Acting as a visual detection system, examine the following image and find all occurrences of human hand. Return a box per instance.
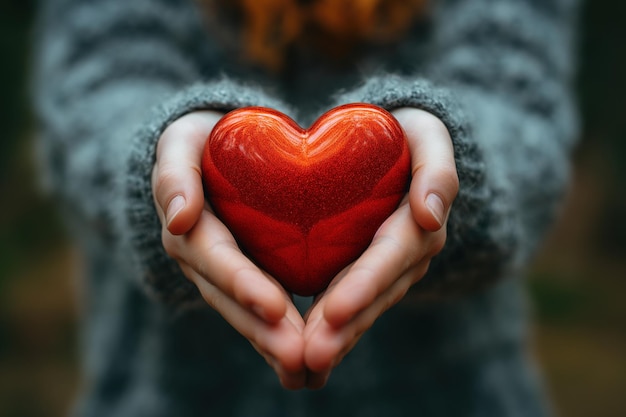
[302,107,459,388]
[152,111,306,389]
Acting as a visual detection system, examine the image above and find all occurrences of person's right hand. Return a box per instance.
[151,111,307,389]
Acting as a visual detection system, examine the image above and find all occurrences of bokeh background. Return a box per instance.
[0,1,624,416]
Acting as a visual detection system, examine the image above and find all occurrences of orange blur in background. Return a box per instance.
[0,1,625,416]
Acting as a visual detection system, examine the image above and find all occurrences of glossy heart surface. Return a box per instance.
[201,103,410,296]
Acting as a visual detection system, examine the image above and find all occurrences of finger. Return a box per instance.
[153,111,222,235]
[301,293,346,383]
[188,267,306,388]
[304,259,430,375]
[251,340,308,390]
[303,292,363,375]
[322,204,437,327]
[171,210,289,323]
[251,305,308,390]
[393,108,459,231]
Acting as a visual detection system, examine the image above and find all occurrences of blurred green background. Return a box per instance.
[0,1,625,416]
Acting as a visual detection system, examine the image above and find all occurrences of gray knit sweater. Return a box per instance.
[33,0,580,416]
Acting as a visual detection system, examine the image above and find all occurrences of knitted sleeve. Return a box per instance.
[335,0,581,298]
[32,0,290,309]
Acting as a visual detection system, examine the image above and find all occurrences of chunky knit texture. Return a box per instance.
[33,0,580,416]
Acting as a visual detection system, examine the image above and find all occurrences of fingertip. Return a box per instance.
[252,296,286,324]
[322,283,370,328]
[425,193,445,227]
[236,270,287,323]
[409,182,452,232]
[280,336,306,374]
[165,195,187,233]
[266,325,306,385]
[303,326,340,373]
[413,192,446,232]
[165,192,204,235]
[322,296,350,328]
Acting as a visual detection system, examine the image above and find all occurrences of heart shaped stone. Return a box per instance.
[201,103,410,296]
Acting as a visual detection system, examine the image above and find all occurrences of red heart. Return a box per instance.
[201,104,410,296]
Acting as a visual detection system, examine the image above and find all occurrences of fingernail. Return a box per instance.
[166,195,186,227]
[425,193,445,227]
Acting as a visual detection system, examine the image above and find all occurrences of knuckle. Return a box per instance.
[160,118,194,145]
[153,165,181,194]
[161,114,209,147]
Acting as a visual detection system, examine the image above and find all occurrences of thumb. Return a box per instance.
[152,111,223,235]
[392,108,459,231]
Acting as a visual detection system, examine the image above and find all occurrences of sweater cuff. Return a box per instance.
[334,75,514,298]
[124,79,291,309]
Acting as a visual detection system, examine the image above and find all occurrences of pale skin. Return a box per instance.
[152,107,459,390]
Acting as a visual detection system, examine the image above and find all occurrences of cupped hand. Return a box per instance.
[302,107,459,389]
[152,111,307,389]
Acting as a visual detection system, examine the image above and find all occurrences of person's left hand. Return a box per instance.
[152,111,307,389]
[301,107,459,389]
